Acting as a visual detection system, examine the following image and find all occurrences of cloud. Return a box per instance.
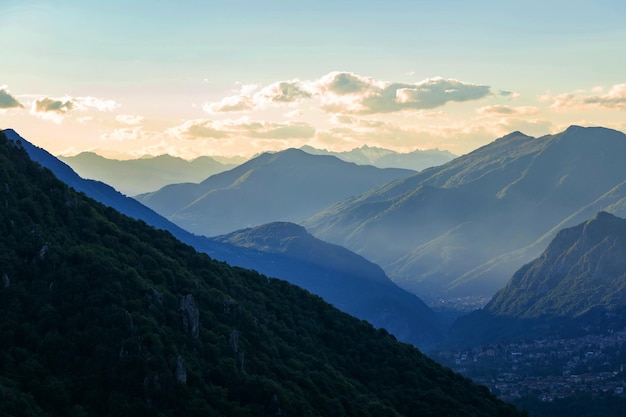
[169,118,315,141]
[313,72,491,114]
[116,114,144,125]
[498,90,520,99]
[256,80,312,104]
[204,80,311,113]
[204,72,491,115]
[34,97,74,113]
[30,95,119,123]
[203,94,253,113]
[310,112,554,155]
[476,105,540,117]
[541,84,626,110]
[582,84,626,108]
[283,109,304,118]
[100,126,151,142]
[0,86,24,110]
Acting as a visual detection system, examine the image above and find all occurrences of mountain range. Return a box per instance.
[2,129,440,348]
[303,126,626,303]
[136,148,415,237]
[0,129,525,417]
[300,144,456,171]
[213,222,443,347]
[447,211,626,346]
[59,152,237,195]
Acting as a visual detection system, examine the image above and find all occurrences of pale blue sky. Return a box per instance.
[1,0,625,158]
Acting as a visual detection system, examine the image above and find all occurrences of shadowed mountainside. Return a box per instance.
[0,129,525,417]
[213,221,444,348]
[2,129,439,349]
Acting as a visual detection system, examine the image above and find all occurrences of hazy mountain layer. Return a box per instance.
[60,152,236,195]
[3,129,440,348]
[136,148,415,237]
[447,212,626,346]
[300,144,456,171]
[0,130,524,417]
[213,222,443,348]
[304,126,626,301]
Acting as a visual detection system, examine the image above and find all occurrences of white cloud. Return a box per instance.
[476,105,540,117]
[203,71,492,115]
[203,94,253,113]
[582,84,626,108]
[30,95,119,123]
[310,113,554,155]
[540,84,626,110]
[0,85,24,111]
[255,80,311,105]
[100,126,150,142]
[313,72,491,114]
[204,79,311,113]
[283,109,304,118]
[116,114,144,125]
[169,118,315,141]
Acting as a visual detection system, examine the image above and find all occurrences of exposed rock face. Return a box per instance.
[179,294,200,338]
[146,287,163,310]
[229,329,240,353]
[175,355,187,384]
[38,244,48,260]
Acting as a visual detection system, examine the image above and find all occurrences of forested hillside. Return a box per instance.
[0,131,524,416]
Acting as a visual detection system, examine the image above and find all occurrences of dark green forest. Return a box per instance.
[0,131,525,416]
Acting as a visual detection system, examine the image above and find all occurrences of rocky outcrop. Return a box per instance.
[179,294,199,338]
[175,355,187,384]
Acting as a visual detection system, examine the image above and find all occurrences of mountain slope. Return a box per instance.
[2,129,439,348]
[300,144,456,171]
[447,212,626,346]
[136,148,415,237]
[213,222,443,348]
[304,126,626,302]
[60,152,235,195]
[487,211,626,318]
[0,130,524,417]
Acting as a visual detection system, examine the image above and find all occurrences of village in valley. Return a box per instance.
[433,328,626,402]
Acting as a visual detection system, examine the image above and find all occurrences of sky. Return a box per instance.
[1,0,626,160]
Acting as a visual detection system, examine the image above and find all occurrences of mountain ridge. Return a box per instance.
[59,151,236,195]
[213,221,444,347]
[299,144,456,171]
[303,126,626,302]
[136,148,416,237]
[446,211,626,347]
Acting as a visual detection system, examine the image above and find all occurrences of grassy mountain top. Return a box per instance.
[0,131,524,416]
